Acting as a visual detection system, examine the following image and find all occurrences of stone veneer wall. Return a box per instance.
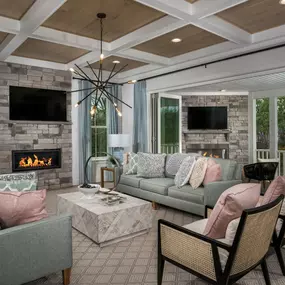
[0,62,72,190]
[182,95,248,164]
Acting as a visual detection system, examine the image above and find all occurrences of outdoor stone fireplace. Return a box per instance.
[12,149,62,172]
[186,143,229,159]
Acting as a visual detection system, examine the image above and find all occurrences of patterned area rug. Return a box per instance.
[26,206,285,285]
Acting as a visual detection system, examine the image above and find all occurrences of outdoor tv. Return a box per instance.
[10,86,67,122]
[188,106,227,130]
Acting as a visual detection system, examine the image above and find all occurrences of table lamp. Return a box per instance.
[108,134,130,164]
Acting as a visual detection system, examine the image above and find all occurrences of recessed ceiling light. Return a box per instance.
[220,89,226,92]
[280,0,285,4]
[113,60,120,64]
[128,79,137,84]
[171,38,182,43]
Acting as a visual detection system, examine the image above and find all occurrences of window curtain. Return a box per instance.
[78,80,92,184]
[133,80,148,152]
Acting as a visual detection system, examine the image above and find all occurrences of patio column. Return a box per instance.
[269,97,278,158]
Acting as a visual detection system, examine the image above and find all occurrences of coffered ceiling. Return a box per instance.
[43,0,165,42]
[218,0,285,33]
[90,56,147,72]
[0,0,285,83]
[134,24,226,58]
[12,39,89,64]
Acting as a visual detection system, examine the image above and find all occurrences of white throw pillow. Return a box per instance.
[174,156,196,187]
[189,157,208,189]
[125,152,138,175]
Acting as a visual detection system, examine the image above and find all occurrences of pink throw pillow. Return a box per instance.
[259,176,285,206]
[204,183,261,239]
[0,189,48,228]
[203,159,222,185]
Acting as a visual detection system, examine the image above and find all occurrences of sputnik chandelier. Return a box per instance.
[68,13,132,116]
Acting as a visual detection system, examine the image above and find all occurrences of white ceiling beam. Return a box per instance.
[115,49,169,66]
[0,16,20,34]
[0,0,67,61]
[193,0,248,19]
[32,27,110,51]
[135,0,251,44]
[6,55,67,70]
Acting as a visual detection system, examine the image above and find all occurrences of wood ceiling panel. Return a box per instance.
[0,0,35,19]
[134,24,226,58]
[185,0,199,3]
[12,39,89,64]
[43,0,165,42]
[0,32,8,44]
[89,56,147,72]
[218,0,285,33]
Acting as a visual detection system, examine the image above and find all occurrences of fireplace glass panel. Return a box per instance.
[12,149,61,172]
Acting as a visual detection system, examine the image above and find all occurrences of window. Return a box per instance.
[256,98,269,149]
[91,96,108,157]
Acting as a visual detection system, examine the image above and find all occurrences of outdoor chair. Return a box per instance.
[157,195,284,285]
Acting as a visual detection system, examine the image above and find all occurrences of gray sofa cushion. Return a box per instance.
[140,178,175,196]
[168,185,204,204]
[137,153,166,178]
[211,158,237,180]
[119,174,144,188]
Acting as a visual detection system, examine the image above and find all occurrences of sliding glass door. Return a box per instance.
[158,94,181,154]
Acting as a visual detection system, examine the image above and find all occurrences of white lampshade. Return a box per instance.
[108,134,130,147]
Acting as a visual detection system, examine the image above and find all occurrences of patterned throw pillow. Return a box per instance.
[123,152,130,174]
[189,157,208,189]
[125,152,138,175]
[137,152,166,178]
[0,172,38,192]
[174,156,196,187]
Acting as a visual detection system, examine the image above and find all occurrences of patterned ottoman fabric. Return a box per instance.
[0,172,38,192]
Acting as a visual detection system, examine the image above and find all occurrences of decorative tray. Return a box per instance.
[101,194,126,205]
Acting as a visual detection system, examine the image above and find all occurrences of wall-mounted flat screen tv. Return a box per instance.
[188,106,227,129]
[10,86,67,122]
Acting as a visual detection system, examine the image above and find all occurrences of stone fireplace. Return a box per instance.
[12,149,62,172]
[186,143,229,159]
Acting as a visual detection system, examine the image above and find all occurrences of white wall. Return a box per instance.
[122,83,134,152]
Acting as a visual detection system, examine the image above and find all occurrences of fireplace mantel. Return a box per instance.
[183,129,231,141]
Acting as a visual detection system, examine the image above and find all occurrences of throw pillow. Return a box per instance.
[137,152,166,178]
[123,152,130,174]
[259,176,285,206]
[189,157,208,189]
[0,189,48,228]
[125,152,138,175]
[165,153,199,177]
[203,183,261,239]
[203,159,222,185]
[174,156,196,188]
[0,172,38,192]
[0,217,6,230]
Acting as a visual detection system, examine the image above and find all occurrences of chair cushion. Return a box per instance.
[168,185,204,204]
[211,158,237,180]
[137,152,166,178]
[259,176,285,206]
[174,156,196,187]
[0,189,48,227]
[119,174,144,188]
[140,178,175,196]
[203,159,222,185]
[190,157,207,189]
[204,183,261,239]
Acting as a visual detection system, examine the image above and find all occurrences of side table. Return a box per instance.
[100,167,115,188]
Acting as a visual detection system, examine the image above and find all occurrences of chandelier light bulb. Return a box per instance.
[116,108,122,117]
[90,105,97,115]
[74,102,80,108]
[100,53,104,60]
[69,67,75,72]
[113,102,117,107]
[280,0,285,4]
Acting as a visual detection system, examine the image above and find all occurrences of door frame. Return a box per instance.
[157,93,182,153]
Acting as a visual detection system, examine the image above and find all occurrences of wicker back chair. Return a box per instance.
[158,195,284,285]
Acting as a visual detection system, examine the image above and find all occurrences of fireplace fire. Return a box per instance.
[12,149,61,172]
[202,152,220,158]
[187,144,229,159]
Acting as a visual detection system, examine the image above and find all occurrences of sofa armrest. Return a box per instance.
[0,214,72,285]
[204,180,242,208]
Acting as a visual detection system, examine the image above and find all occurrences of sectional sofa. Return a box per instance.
[117,155,242,216]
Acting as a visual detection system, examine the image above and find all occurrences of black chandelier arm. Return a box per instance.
[73,69,96,86]
[75,64,96,85]
[103,88,132,109]
[79,88,97,105]
[87,61,100,82]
